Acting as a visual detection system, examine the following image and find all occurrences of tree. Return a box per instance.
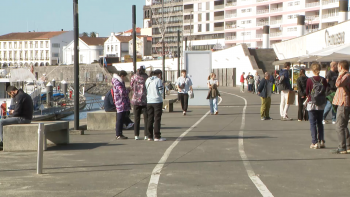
[90,32,97,37]
[82,32,89,37]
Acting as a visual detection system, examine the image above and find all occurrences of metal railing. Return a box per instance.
[270,20,282,25]
[225,36,237,40]
[214,4,224,9]
[306,2,320,7]
[226,2,237,6]
[322,0,339,5]
[256,34,263,38]
[270,7,283,12]
[270,32,282,37]
[257,21,269,26]
[214,15,224,20]
[256,0,269,2]
[257,9,269,14]
[225,24,237,29]
[322,12,339,19]
[226,13,237,18]
[306,15,320,20]
[214,27,224,31]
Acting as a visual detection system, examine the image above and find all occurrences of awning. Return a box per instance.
[272,57,305,65]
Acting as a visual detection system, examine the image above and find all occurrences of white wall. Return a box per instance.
[50,31,74,65]
[63,39,103,65]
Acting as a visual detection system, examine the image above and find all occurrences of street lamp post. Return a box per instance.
[162,0,166,99]
[189,11,193,51]
[73,0,79,130]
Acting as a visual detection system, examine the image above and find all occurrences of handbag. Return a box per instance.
[189,90,194,99]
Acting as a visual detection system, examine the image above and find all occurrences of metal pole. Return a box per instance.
[73,0,79,130]
[132,5,137,73]
[177,30,180,77]
[162,0,166,99]
[37,123,44,174]
[189,11,193,51]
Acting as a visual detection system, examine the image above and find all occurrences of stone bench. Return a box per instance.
[87,111,116,130]
[163,99,177,112]
[3,121,69,152]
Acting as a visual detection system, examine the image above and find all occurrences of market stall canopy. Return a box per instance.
[9,68,36,82]
[306,43,350,61]
[272,57,304,65]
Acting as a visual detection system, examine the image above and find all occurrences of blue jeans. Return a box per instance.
[0,117,32,142]
[209,96,218,114]
[308,110,324,144]
[323,100,336,122]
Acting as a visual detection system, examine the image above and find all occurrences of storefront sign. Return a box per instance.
[325,30,345,46]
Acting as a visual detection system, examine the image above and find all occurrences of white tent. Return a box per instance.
[306,43,350,62]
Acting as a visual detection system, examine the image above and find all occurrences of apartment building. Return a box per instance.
[149,0,183,57]
[183,0,347,50]
[0,31,73,67]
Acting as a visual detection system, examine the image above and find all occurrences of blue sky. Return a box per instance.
[0,0,145,37]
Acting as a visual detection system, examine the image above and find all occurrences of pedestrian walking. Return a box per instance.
[254,72,260,94]
[248,75,254,92]
[305,62,327,149]
[130,66,149,140]
[332,60,350,154]
[176,69,193,116]
[278,62,293,121]
[145,69,166,141]
[207,73,220,115]
[297,69,308,121]
[275,72,280,94]
[323,61,338,124]
[112,70,131,140]
[240,72,245,93]
[258,72,273,120]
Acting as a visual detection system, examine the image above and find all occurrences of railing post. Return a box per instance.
[37,123,44,174]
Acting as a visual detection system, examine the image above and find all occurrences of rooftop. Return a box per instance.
[80,36,108,46]
[0,31,68,41]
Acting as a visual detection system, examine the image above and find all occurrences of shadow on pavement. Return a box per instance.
[165,135,275,141]
[46,143,124,151]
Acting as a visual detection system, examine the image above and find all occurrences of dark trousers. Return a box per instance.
[298,96,308,121]
[116,111,126,136]
[179,93,189,112]
[147,103,163,139]
[248,84,253,91]
[106,110,133,126]
[308,110,324,144]
[335,106,350,150]
[134,105,148,137]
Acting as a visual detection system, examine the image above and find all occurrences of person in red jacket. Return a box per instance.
[240,72,245,93]
[1,101,6,118]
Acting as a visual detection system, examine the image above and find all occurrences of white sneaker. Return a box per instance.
[332,121,336,124]
[154,137,166,141]
[322,120,328,124]
[135,136,140,140]
[144,136,149,140]
[126,123,134,129]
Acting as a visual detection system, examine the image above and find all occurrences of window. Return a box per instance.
[287,15,293,19]
[247,20,251,24]
[111,45,114,51]
[294,1,300,5]
[247,8,251,12]
[3,42,6,49]
[52,43,60,48]
[40,41,43,48]
[19,42,22,48]
[25,42,28,48]
[52,53,59,57]
[241,21,245,24]
[107,45,110,52]
[46,41,49,48]
[80,55,84,63]
[198,3,202,11]
[115,45,118,51]
[287,27,297,32]
[288,2,293,6]
[14,42,17,49]
[30,41,33,48]
[206,13,210,21]
[241,32,251,36]
[206,23,210,31]
[198,14,202,21]
[206,2,210,10]
[35,41,38,48]
[198,24,202,32]
[294,14,299,18]
[9,42,12,49]
[241,9,246,13]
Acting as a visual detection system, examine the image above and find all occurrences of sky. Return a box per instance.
[0,0,145,37]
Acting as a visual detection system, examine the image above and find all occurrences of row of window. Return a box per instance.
[0,41,59,50]
[288,1,300,6]
[0,50,53,60]
[106,45,118,52]
[198,2,211,11]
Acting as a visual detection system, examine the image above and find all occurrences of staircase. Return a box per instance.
[248,49,277,75]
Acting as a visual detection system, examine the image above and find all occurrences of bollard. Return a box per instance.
[37,123,44,174]
[61,80,67,97]
[51,79,56,88]
[46,82,53,107]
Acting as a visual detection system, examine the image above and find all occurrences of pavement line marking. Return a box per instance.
[222,91,274,197]
[146,97,223,197]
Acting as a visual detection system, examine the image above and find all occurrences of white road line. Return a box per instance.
[222,91,274,197]
[146,98,222,197]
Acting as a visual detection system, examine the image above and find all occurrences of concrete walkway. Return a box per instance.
[0,87,349,197]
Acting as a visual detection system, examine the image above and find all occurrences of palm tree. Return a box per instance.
[90,32,97,37]
[81,32,89,37]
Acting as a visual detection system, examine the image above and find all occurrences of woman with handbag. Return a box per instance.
[176,70,193,115]
[207,73,220,115]
[297,69,309,121]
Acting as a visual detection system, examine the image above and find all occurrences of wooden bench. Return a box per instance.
[87,111,116,130]
[163,99,177,112]
[3,121,69,152]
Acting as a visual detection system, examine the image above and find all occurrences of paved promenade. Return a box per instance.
[0,87,349,197]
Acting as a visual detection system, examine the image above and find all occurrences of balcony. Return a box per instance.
[256,0,269,2]
[226,2,237,6]
[257,21,269,26]
[270,20,282,25]
[257,9,269,14]
[306,15,320,20]
[322,0,339,5]
[214,4,224,10]
[270,32,282,37]
[214,15,225,21]
[256,34,263,38]
[183,19,193,23]
[270,7,283,13]
[214,27,225,31]
[226,13,237,18]
[184,30,191,34]
[322,12,339,19]
[226,24,237,29]
[306,2,320,7]
[184,9,193,14]
[225,36,237,40]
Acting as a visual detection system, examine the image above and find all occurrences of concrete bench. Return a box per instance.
[87,111,116,130]
[3,121,69,152]
[163,99,177,112]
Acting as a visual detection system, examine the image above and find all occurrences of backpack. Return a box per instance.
[310,77,326,106]
[275,75,285,86]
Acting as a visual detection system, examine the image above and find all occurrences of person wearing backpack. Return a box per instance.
[278,62,293,121]
[130,66,149,140]
[305,63,327,149]
[323,61,338,124]
[145,69,166,141]
[332,60,350,154]
[297,69,308,121]
[176,69,193,116]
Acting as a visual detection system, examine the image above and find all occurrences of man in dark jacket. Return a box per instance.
[0,86,33,147]
[323,61,338,124]
[278,62,293,121]
[258,72,273,120]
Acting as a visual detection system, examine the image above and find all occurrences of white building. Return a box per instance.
[183,0,349,50]
[0,31,73,67]
[62,36,107,65]
[128,36,152,57]
[104,33,133,60]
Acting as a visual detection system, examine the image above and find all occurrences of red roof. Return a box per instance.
[0,31,68,41]
[124,27,141,34]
